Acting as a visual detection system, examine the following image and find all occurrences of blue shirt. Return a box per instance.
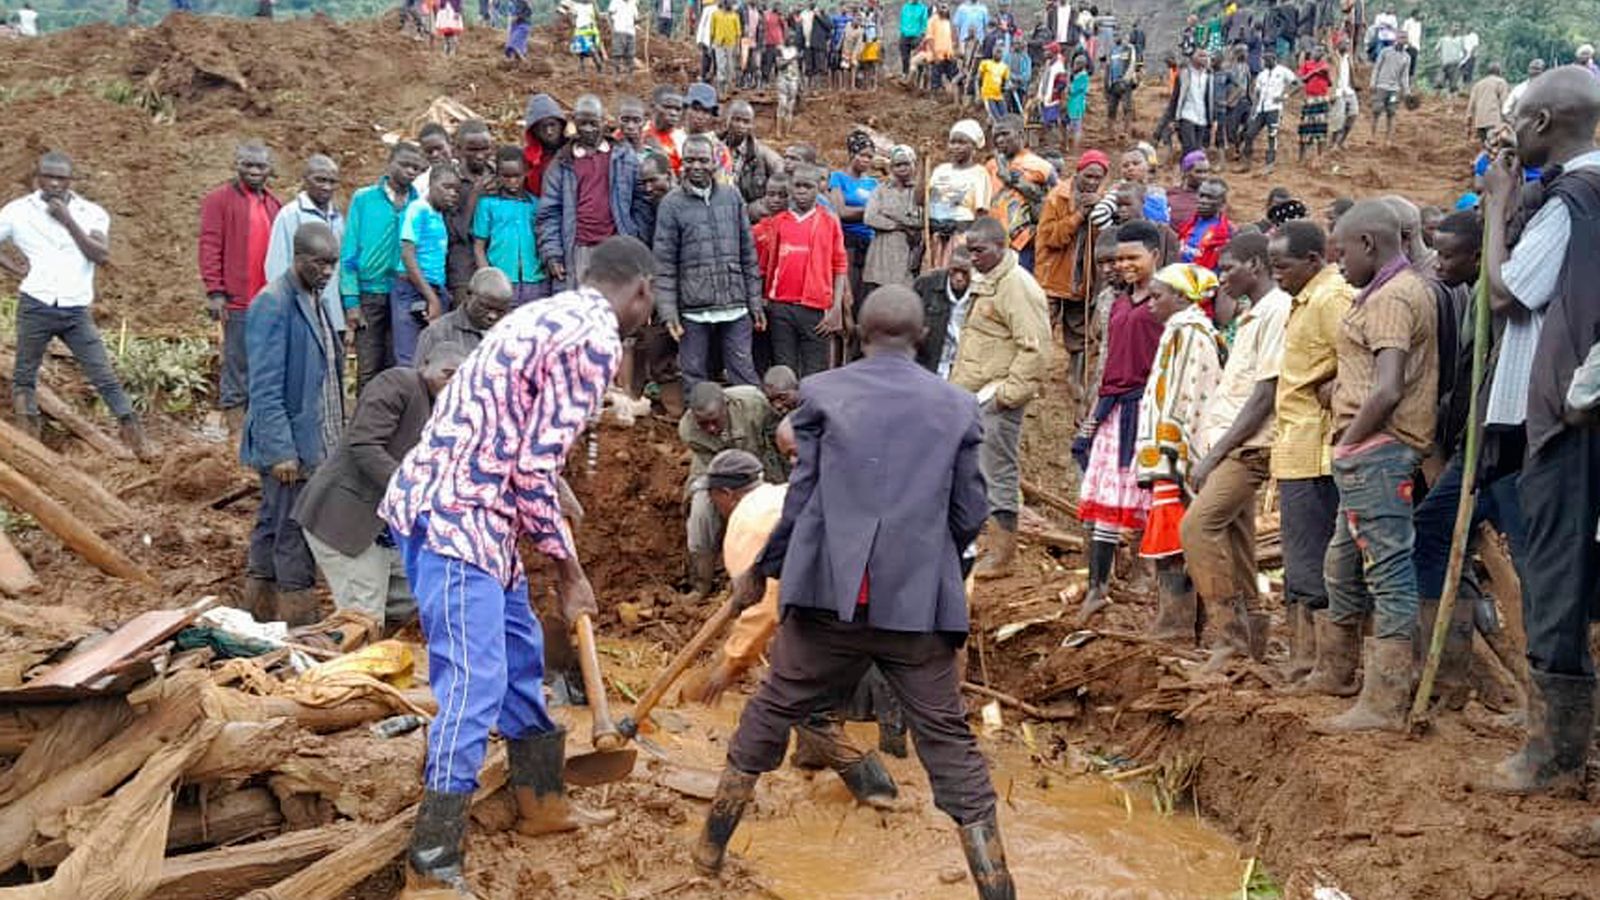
[399,198,449,286]
[472,193,545,283]
[1144,189,1170,225]
[953,0,987,44]
[899,0,928,38]
[828,170,879,242]
[1472,151,1541,183]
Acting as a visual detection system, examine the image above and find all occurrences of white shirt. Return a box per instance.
[1200,287,1291,448]
[1254,64,1297,113]
[1402,16,1421,49]
[0,191,109,308]
[16,8,37,35]
[1461,31,1479,59]
[609,0,637,34]
[1504,80,1530,117]
[1489,148,1600,425]
[1039,58,1066,104]
[1334,51,1353,95]
[1373,12,1397,40]
[1178,66,1210,125]
[696,4,715,45]
[569,0,596,29]
[1054,2,1071,43]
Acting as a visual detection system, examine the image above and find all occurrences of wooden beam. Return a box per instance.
[0,460,154,584]
[0,531,40,596]
[184,719,299,783]
[153,822,365,900]
[0,351,133,461]
[0,416,135,527]
[0,697,133,807]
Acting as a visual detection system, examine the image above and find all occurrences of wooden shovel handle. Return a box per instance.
[630,597,739,725]
[573,613,623,751]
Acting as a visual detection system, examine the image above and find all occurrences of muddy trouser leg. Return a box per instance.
[1262,110,1281,166]
[1280,476,1338,612]
[1179,450,1267,611]
[1519,427,1600,679]
[1326,443,1421,639]
[53,302,137,419]
[356,290,395,396]
[305,530,416,629]
[10,295,64,416]
[220,307,250,412]
[979,402,1025,530]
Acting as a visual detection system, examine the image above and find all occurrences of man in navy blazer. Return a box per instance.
[691,286,1016,900]
[240,222,344,627]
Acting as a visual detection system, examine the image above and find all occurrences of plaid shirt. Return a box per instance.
[379,287,620,585]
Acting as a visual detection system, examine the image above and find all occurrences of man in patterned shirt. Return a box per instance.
[379,235,657,895]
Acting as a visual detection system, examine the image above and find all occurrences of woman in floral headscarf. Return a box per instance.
[862,144,924,290]
[1136,262,1226,646]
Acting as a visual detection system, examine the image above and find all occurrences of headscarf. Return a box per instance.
[1152,263,1219,305]
[890,144,917,166]
[1180,149,1209,173]
[1267,198,1308,226]
[1076,149,1111,173]
[847,129,874,157]
[950,119,986,149]
[1135,141,1158,168]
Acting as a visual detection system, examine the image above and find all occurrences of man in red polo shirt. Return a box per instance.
[763,164,846,378]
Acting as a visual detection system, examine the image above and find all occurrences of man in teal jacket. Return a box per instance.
[341,142,426,394]
[898,0,928,76]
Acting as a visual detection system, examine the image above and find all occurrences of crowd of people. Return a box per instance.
[4,3,1600,899]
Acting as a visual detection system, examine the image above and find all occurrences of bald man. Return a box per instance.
[1304,200,1436,735]
[692,286,1014,899]
[201,141,283,430]
[1481,65,1600,796]
[266,155,347,341]
[240,222,344,627]
[413,265,513,365]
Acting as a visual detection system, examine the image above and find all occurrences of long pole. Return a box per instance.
[1409,220,1492,724]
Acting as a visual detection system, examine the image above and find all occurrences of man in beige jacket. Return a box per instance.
[950,215,1053,578]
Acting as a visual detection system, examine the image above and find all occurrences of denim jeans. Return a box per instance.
[678,314,758,393]
[1325,441,1422,640]
[1412,451,1526,601]
[354,290,394,397]
[389,279,452,368]
[219,309,249,410]
[247,474,315,591]
[12,294,134,418]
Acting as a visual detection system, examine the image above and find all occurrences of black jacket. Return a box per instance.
[292,368,433,556]
[913,269,963,373]
[652,182,762,324]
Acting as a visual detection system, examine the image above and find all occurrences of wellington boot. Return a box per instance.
[1482,671,1595,797]
[273,589,322,627]
[1246,612,1270,661]
[1314,637,1414,733]
[693,767,759,875]
[1284,603,1316,682]
[18,413,43,441]
[1197,595,1251,676]
[508,729,617,835]
[837,752,901,809]
[240,575,276,621]
[1418,597,1476,712]
[117,414,159,463]
[1147,566,1198,644]
[974,525,1017,580]
[402,790,476,899]
[1291,611,1361,697]
[689,550,718,599]
[958,813,1017,900]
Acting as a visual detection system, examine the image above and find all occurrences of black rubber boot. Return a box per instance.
[837,752,900,808]
[1292,611,1362,697]
[1484,671,1596,797]
[1077,538,1117,624]
[878,713,909,759]
[1148,558,1198,644]
[958,812,1017,900]
[404,789,476,897]
[508,728,617,835]
[693,767,760,875]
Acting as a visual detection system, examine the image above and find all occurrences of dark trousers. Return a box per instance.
[355,290,395,397]
[1244,110,1281,164]
[727,610,997,825]
[1519,427,1600,677]
[390,280,451,368]
[679,314,759,392]
[1178,120,1207,156]
[899,36,918,74]
[219,308,250,411]
[1279,475,1338,609]
[845,233,871,317]
[12,294,134,419]
[657,14,672,36]
[249,474,315,591]
[511,280,553,308]
[1413,451,1526,600]
[768,302,830,378]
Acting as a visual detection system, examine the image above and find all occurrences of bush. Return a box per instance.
[113,334,214,415]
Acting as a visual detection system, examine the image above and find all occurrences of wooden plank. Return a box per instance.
[0,531,39,596]
[0,697,133,806]
[153,822,365,900]
[0,460,153,585]
[0,416,136,527]
[27,605,200,690]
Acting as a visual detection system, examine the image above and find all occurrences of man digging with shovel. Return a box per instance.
[378,236,657,897]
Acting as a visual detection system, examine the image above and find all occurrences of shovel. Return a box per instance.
[562,612,638,787]
[616,596,740,740]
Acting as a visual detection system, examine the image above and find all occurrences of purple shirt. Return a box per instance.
[1100,292,1164,396]
[380,287,620,585]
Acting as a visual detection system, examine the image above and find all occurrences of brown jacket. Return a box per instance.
[1034,180,1092,300]
[950,250,1053,409]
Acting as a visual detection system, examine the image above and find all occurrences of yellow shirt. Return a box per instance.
[978,59,1009,101]
[1272,265,1354,480]
[711,7,742,46]
[1200,287,1291,451]
[720,483,786,671]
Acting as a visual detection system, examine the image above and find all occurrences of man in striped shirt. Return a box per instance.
[379,236,657,895]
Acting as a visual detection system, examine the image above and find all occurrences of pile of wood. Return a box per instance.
[0,607,455,900]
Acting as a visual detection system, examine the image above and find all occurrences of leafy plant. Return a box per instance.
[112,334,214,414]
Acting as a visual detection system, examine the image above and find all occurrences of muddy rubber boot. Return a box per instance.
[1418,596,1476,712]
[240,575,276,621]
[403,789,477,898]
[1197,595,1251,675]
[117,414,159,463]
[274,588,322,627]
[958,813,1017,900]
[1291,611,1362,697]
[1147,561,1198,644]
[1483,671,1596,797]
[689,550,718,599]
[974,524,1017,580]
[693,767,760,876]
[1247,612,1270,661]
[1076,538,1117,624]
[837,752,901,809]
[1284,603,1316,682]
[877,710,909,759]
[1313,637,1414,734]
[18,413,43,441]
[508,729,618,835]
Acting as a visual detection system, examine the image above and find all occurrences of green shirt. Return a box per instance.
[471,192,545,284]
[678,385,786,484]
[339,176,416,304]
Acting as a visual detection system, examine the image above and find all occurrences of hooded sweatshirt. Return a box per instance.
[522,93,568,196]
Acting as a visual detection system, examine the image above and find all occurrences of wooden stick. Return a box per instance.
[0,459,154,584]
[620,597,737,735]
[154,821,365,900]
[0,697,133,807]
[0,415,136,527]
[0,530,40,596]
[1021,478,1078,518]
[1019,525,1084,551]
[1411,238,1491,725]
[961,681,1077,720]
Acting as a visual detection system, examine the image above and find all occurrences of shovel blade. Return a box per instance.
[564,748,638,786]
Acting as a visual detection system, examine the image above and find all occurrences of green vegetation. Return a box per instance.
[110,333,214,415]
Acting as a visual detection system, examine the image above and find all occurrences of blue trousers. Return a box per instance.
[1326,442,1422,640]
[678,314,759,393]
[1412,451,1526,601]
[396,517,556,794]
[389,280,452,368]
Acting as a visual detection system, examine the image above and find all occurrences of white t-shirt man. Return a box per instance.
[16,7,38,36]
[609,0,638,34]
[1254,64,1298,114]
[0,191,110,308]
